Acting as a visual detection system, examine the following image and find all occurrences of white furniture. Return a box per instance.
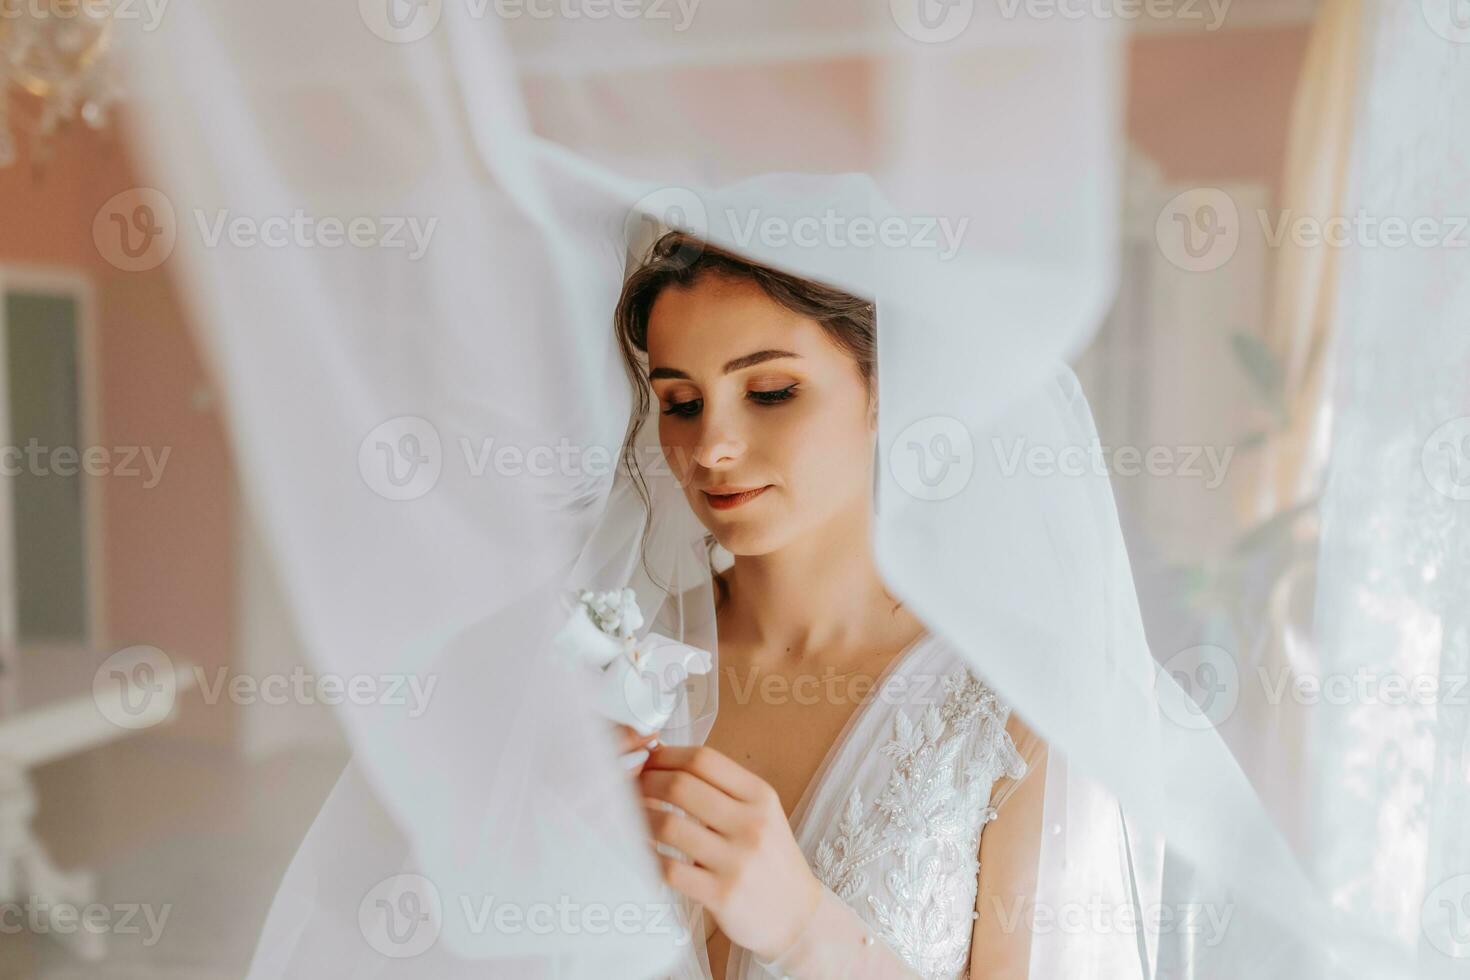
[0,644,195,960]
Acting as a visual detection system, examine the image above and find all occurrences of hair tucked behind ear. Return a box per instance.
[612,231,884,610]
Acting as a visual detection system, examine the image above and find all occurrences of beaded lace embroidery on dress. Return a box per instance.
[804,667,1028,979]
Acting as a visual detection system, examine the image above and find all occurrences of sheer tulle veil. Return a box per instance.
[115,0,1441,976]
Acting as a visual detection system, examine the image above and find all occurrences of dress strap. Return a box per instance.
[986,713,1045,815]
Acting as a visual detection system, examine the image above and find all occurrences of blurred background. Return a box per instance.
[0,0,1377,975]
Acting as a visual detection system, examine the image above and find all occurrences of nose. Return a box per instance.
[691,413,746,470]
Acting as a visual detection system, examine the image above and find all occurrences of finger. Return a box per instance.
[643,744,766,803]
[644,803,734,872]
[657,853,722,909]
[639,769,743,834]
[615,724,659,754]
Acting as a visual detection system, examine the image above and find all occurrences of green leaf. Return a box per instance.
[1237,430,1269,451]
[1229,332,1288,422]
[1232,496,1320,557]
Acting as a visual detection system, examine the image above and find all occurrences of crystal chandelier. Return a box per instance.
[0,0,123,168]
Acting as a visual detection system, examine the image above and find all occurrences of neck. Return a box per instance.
[717,500,923,666]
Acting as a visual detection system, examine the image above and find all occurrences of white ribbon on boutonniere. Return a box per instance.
[553,588,714,764]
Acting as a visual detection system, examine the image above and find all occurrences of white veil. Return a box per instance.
[113,0,1452,976]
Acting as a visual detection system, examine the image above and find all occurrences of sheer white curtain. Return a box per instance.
[1313,1,1470,974]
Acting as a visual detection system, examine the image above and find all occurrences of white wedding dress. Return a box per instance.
[661,628,1029,980]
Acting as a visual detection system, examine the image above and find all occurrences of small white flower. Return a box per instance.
[552,602,626,670]
[553,587,712,736]
[581,588,644,641]
[601,633,714,735]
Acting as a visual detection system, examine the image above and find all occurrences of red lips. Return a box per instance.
[702,486,771,510]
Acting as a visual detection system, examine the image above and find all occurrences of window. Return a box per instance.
[0,272,98,651]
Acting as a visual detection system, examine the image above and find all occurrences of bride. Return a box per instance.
[609,232,1048,980]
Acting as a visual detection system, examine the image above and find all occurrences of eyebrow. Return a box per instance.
[647,349,801,382]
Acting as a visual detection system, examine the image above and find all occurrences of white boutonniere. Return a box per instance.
[553,588,714,746]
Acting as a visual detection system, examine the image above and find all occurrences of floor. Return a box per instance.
[0,736,346,980]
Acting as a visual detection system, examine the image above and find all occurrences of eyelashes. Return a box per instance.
[662,400,701,418]
[661,384,798,418]
[748,385,798,405]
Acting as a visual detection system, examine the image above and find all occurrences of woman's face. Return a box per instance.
[645,272,875,556]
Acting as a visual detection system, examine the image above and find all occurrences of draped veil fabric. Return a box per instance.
[116,1,1462,977]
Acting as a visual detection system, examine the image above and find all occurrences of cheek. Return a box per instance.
[768,397,872,492]
[658,416,695,481]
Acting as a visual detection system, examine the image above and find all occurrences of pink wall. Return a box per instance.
[0,116,237,742]
[1128,26,1312,190]
[0,123,129,268]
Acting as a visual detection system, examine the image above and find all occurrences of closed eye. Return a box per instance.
[747,385,797,405]
[662,398,702,418]
[661,385,797,418]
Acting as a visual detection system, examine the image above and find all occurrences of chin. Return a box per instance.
[710,527,781,557]
[699,508,791,557]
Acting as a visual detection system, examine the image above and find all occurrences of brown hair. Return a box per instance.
[613,231,879,606]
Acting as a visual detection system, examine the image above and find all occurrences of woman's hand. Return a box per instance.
[614,724,659,774]
[638,744,823,961]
